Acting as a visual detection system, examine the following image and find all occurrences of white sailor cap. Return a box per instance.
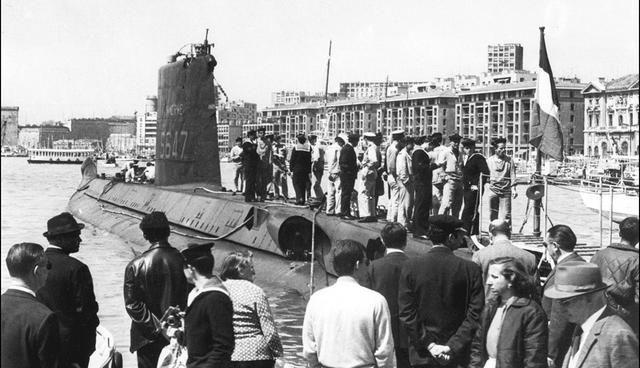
[391,129,405,136]
[337,133,349,143]
[364,132,376,138]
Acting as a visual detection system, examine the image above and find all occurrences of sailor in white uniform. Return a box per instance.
[357,132,379,223]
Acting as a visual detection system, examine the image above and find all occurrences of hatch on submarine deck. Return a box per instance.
[69,35,450,295]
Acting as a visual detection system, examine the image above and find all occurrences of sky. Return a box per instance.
[1,0,638,124]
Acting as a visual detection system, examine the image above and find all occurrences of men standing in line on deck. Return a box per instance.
[411,136,433,239]
[430,133,447,215]
[309,135,325,202]
[360,223,411,368]
[396,136,414,229]
[230,137,244,195]
[181,243,235,367]
[358,132,379,223]
[272,135,289,201]
[541,224,585,368]
[302,240,395,368]
[398,215,484,367]
[590,216,639,335]
[544,262,639,368]
[385,130,405,223]
[37,212,100,368]
[290,134,312,205]
[487,137,517,222]
[338,133,359,220]
[325,134,345,216]
[2,242,60,368]
[438,133,464,218]
[124,212,189,368]
[460,138,490,235]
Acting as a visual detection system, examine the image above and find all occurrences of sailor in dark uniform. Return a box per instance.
[181,243,235,367]
[411,136,433,239]
[242,141,260,202]
[339,133,359,219]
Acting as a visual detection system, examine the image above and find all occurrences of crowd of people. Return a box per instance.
[232,128,518,240]
[2,208,638,368]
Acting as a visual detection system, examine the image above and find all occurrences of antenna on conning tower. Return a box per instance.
[195,28,212,56]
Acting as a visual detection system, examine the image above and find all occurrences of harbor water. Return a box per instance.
[1,157,617,367]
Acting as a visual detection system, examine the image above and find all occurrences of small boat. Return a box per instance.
[88,325,122,368]
[27,148,94,164]
[578,179,639,222]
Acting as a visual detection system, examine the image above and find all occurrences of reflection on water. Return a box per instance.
[1,157,616,367]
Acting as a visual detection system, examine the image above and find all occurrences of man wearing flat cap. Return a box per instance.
[399,215,484,367]
[124,211,188,368]
[181,243,234,367]
[37,212,99,368]
[438,133,464,218]
[544,262,638,368]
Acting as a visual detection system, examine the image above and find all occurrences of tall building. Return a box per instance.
[1,106,19,146]
[582,74,639,157]
[456,81,585,158]
[136,96,158,155]
[487,43,523,73]
[217,100,257,154]
[339,81,429,99]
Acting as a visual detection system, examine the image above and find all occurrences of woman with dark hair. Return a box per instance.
[470,257,548,368]
[220,251,283,368]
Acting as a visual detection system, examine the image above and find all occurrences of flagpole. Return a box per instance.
[532,26,545,238]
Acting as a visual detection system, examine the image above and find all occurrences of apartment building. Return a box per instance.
[339,81,429,99]
[582,74,639,157]
[136,96,158,155]
[487,43,523,73]
[217,100,258,154]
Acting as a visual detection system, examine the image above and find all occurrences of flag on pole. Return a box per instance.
[530,27,564,161]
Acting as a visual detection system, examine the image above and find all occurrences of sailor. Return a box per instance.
[181,243,235,367]
[272,135,289,201]
[124,212,188,368]
[230,137,244,194]
[339,134,359,219]
[438,133,464,217]
[386,129,405,222]
[37,212,100,368]
[241,141,260,202]
[325,133,345,216]
[411,136,433,239]
[487,137,517,222]
[357,132,379,223]
[255,128,271,202]
[290,134,312,205]
[396,136,414,229]
[374,132,386,211]
[309,134,325,201]
[460,138,489,235]
[2,243,60,368]
[430,133,447,214]
[140,161,156,183]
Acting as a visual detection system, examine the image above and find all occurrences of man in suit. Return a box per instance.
[339,133,359,220]
[2,242,60,368]
[399,215,484,367]
[544,262,638,368]
[542,225,587,368]
[459,138,489,235]
[124,212,189,368]
[360,222,411,367]
[411,136,433,239]
[37,212,99,368]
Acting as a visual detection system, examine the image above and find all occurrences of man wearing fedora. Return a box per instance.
[544,262,638,368]
[37,212,100,368]
[124,211,189,368]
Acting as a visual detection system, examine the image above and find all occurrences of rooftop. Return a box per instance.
[605,74,639,91]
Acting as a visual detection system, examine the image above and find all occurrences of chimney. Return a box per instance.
[598,77,606,84]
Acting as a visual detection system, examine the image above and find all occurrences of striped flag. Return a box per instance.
[530,27,564,161]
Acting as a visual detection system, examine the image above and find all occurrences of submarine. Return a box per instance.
[68,35,457,295]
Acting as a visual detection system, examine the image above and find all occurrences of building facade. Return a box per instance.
[71,117,136,149]
[217,100,257,154]
[456,81,585,158]
[1,106,19,146]
[487,43,523,73]
[136,96,158,155]
[18,124,71,148]
[582,74,639,157]
[339,81,429,99]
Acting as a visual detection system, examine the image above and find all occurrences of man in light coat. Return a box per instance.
[325,134,344,216]
[396,136,414,228]
[545,262,638,368]
[385,130,405,222]
[358,132,379,223]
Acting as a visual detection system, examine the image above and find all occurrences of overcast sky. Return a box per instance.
[2,0,638,124]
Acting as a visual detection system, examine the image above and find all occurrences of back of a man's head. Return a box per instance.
[489,219,511,239]
[381,223,407,249]
[619,216,639,245]
[332,240,365,276]
[547,224,577,252]
[6,242,45,279]
[140,211,171,243]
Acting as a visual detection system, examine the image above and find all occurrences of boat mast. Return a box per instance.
[322,40,332,138]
